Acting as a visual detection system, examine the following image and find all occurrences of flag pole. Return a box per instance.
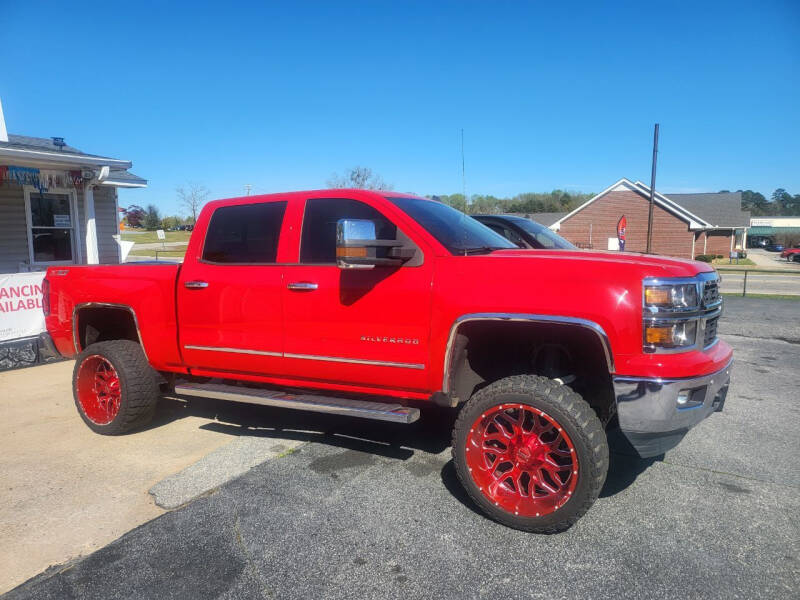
[646,123,659,254]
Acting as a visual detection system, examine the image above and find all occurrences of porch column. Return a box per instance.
[84,183,99,264]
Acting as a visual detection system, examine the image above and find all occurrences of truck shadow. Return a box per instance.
[147,396,661,507]
[148,395,456,459]
[600,427,663,498]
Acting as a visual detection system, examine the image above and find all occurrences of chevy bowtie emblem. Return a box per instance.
[360,335,419,345]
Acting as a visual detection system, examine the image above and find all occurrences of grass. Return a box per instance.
[722,292,800,300]
[120,230,192,244]
[712,257,756,266]
[715,265,799,274]
[127,249,187,258]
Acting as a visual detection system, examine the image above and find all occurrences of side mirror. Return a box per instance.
[336,218,411,269]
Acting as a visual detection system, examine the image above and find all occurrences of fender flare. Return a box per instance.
[441,313,615,394]
[72,302,148,361]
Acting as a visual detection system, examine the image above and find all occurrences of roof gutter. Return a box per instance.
[100,179,148,188]
[0,146,132,169]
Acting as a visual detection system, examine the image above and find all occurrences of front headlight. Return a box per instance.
[642,278,705,352]
[644,320,698,350]
[644,283,699,310]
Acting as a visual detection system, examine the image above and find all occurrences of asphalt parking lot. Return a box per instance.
[4,297,800,599]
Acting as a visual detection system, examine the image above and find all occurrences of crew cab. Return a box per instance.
[43,190,733,533]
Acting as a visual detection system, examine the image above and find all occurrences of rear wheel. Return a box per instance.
[73,340,159,434]
[452,375,608,533]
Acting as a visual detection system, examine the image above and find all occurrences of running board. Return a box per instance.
[173,382,420,424]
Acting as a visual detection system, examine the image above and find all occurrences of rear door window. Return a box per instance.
[202,202,287,263]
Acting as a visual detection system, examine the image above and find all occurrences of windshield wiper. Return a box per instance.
[459,246,504,255]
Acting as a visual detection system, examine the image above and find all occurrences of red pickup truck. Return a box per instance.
[43,190,732,533]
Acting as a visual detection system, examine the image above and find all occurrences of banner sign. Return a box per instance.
[0,165,83,193]
[0,272,46,342]
[617,215,627,251]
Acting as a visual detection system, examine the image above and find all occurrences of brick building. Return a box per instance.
[549,178,750,259]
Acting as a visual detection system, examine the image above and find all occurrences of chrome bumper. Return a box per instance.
[613,359,732,458]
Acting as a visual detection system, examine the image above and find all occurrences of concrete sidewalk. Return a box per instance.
[0,361,299,593]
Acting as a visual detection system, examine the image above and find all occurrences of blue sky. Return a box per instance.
[1,1,798,215]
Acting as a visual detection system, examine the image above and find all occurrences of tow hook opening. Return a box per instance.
[676,387,706,410]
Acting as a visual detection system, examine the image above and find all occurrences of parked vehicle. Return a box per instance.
[747,235,773,249]
[472,214,575,249]
[780,247,800,260]
[766,243,785,252]
[43,190,732,533]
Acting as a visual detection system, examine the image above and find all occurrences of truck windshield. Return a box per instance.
[387,196,517,255]
[513,219,576,250]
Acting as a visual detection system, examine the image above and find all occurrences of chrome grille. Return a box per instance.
[703,316,719,347]
[702,276,721,347]
[703,279,720,307]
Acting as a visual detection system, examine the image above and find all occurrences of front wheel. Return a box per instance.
[452,375,609,533]
[73,340,159,435]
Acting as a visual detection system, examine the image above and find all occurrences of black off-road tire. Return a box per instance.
[452,375,609,533]
[72,340,159,435]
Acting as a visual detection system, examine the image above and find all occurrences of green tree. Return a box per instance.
[470,195,504,214]
[144,204,161,230]
[739,190,768,215]
[772,188,793,214]
[431,193,468,212]
[507,190,592,214]
[160,215,182,230]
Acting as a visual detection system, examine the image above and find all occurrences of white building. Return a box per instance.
[0,97,146,369]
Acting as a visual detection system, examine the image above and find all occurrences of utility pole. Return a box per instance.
[244,184,252,196]
[646,123,660,254]
[461,128,467,207]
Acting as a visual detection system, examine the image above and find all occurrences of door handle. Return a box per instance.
[184,280,209,289]
[287,281,318,291]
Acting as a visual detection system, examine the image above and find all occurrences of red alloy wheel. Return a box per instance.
[464,403,579,517]
[75,355,122,425]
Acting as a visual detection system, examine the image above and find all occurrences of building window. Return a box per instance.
[25,190,78,265]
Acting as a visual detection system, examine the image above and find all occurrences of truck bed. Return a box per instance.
[45,263,183,371]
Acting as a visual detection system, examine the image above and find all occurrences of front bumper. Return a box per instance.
[613,358,732,458]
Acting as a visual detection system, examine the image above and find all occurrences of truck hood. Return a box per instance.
[487,248,712,279]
